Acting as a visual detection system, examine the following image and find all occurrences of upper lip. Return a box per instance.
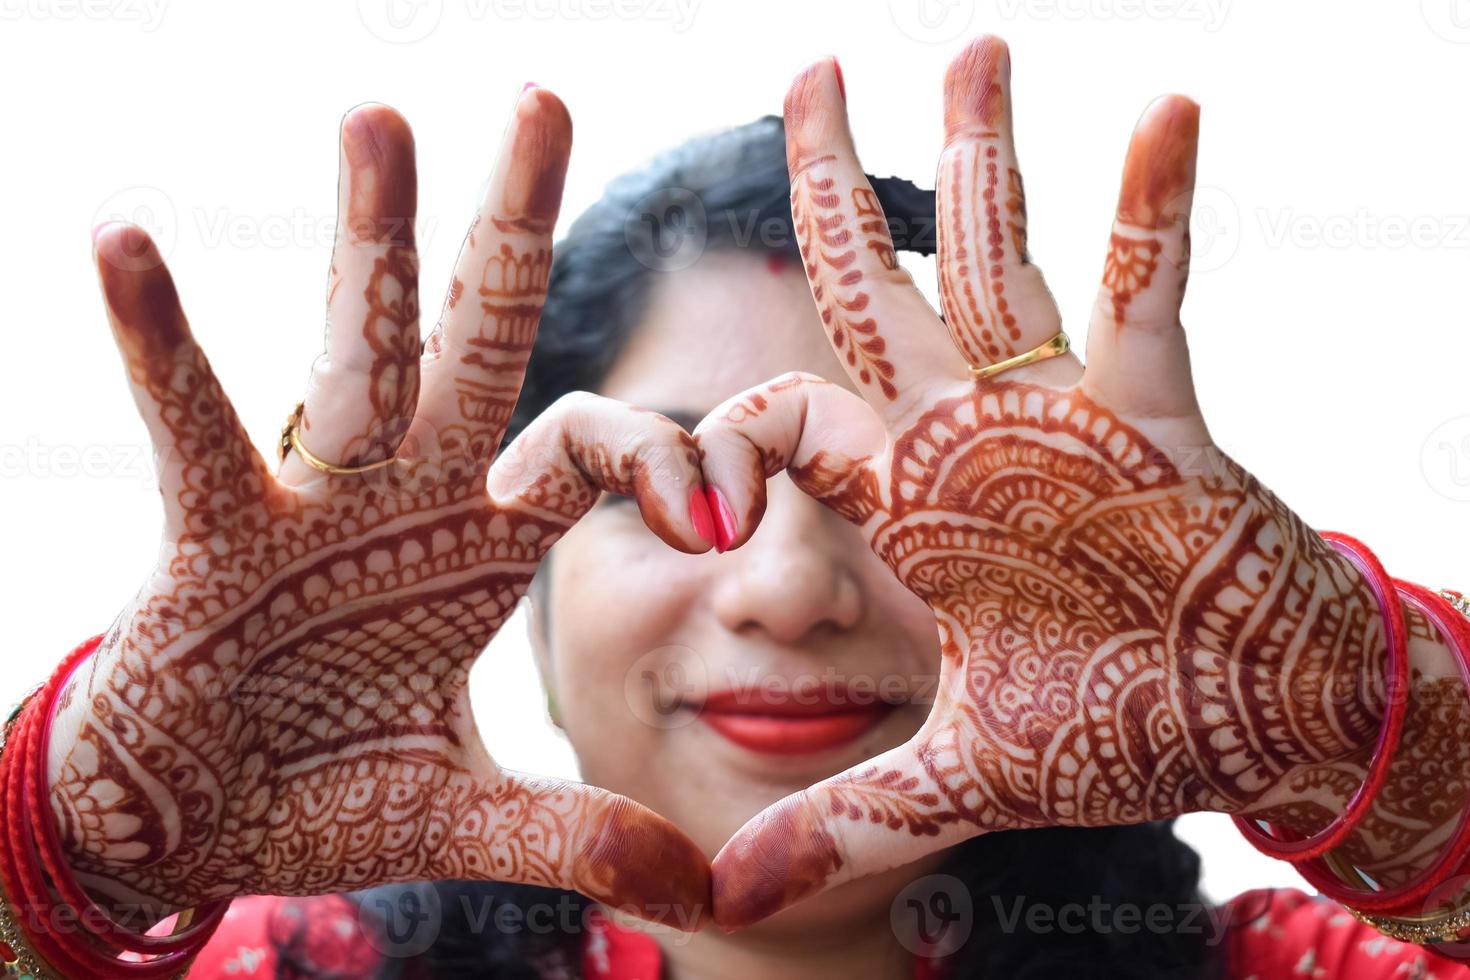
[694,685,899,717]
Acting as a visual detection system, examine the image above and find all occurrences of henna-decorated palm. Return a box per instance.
[699,38,1388,928]
[48,93,712,925]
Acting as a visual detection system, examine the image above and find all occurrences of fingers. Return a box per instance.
[692,372,886,551]
[783,58,967,417]
[415,86,572,478]
[710,734,975,930]
[280,104,420,486]
[1081,96,1203,420]
[937,36,1072,383]
[437,768,709,930]
[488,392,716,553]
[92,223,274,540]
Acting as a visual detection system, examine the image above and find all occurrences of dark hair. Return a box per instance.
[365,116,1219,979]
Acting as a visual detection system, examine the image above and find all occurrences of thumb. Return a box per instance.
[435,767,710,930]
[710,728,981,930]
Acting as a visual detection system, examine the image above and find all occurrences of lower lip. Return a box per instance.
[697,708,889,755]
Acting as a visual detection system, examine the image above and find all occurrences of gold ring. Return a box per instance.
[969,331,1071,382]
[278,401,400,476]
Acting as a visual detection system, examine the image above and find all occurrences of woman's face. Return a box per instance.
[534,249,947,931]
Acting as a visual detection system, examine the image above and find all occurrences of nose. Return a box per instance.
[710,476,864,644]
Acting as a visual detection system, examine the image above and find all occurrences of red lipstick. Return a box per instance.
[694,686,894,756]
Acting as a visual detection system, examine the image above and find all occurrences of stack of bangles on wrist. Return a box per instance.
[0,635,229,978]
[1231,531,1470,958]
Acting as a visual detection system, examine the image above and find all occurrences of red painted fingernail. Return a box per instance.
[706,485,737,553]
[689,487,716,548]
[831,56,845,102]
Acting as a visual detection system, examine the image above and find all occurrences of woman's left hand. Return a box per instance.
[695,37,1395,928]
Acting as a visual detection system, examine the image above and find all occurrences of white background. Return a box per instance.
[4,0,1470,907]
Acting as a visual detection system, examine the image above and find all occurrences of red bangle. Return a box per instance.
[0,637,144,977]
[0,635,229,976]
[26,645,230,956]
[1231,531,1410,862]
[1291,580,1470,913]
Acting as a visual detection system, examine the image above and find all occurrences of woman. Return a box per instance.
[11,35,1468,979]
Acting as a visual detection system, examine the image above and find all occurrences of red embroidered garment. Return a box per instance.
[185,889,1466,978]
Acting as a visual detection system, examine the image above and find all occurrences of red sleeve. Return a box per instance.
[188,894,387,979]
[1222,888,1468,978]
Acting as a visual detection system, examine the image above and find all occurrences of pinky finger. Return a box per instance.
[1081,96,1202,420]
[92,223,275,538]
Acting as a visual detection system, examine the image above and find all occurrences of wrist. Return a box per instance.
[43,643,195,928]
[1240,574,1470,871]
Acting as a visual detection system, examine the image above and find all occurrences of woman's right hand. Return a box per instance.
[45,90,712,928]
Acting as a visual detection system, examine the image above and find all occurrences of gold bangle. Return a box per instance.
[278,401,401,476]
[1438,589,1470,621]
[1346,903,1470,946]
[0,895,57,980]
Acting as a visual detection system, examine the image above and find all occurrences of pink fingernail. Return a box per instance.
[831,56,845,102]
[706,486,737,553]
[689,487,716,548]
[522,81,539,93]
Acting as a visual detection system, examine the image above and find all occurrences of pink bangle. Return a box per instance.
[1292,580,1470,913]
[1231,531,1410,862]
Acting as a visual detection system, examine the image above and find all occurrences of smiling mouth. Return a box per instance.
[691,688,898,756]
